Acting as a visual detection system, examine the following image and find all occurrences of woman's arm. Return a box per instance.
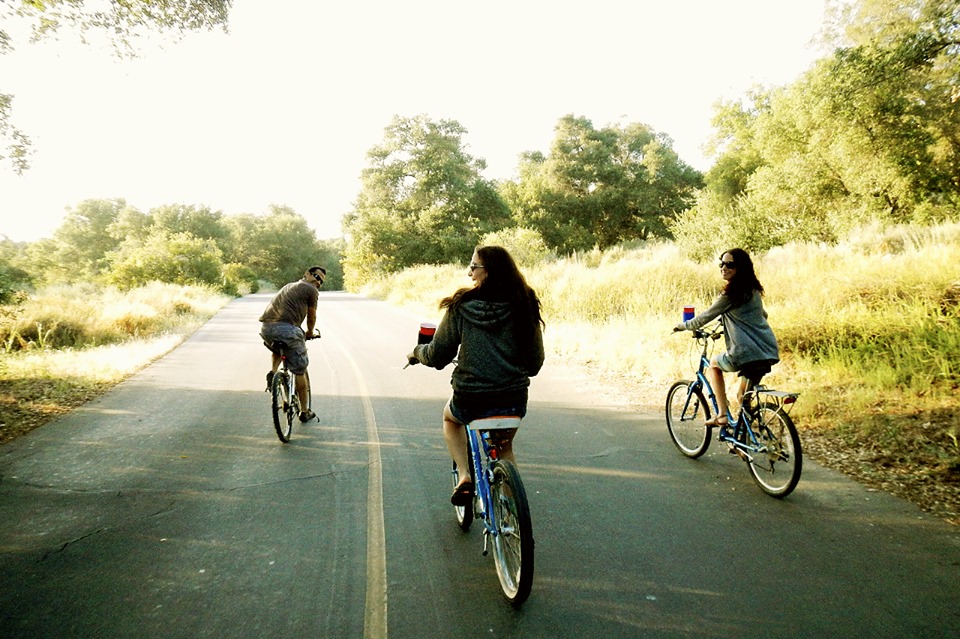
[412,309,459,369]
[676,294,732,331]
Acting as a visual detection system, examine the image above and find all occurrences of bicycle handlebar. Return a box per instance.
[674,323,723,340]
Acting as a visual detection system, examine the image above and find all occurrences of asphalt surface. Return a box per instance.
[1,293,957,639]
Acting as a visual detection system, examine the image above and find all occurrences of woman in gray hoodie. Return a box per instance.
[409,246,545,506]
[675,248,779,428]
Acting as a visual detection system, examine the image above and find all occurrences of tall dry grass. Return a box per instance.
[0,282,230,444]
[1,282,229,352]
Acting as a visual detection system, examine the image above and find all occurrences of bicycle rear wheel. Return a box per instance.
[490,460,534,606]
[271,371,295,442]
[747,402,802,497]
[666,380,711,458]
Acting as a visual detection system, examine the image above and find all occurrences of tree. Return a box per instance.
[105,229,224,290]
[44,198,133,281]
[343,115,510,287]
[505,115,703,253]
[1,0,233,173]
[0,237,31,302]
[150,204,229,244]
[675,0,960,258]
[231,205,326,288]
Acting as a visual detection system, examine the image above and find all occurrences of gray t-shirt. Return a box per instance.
[259,280,318,326]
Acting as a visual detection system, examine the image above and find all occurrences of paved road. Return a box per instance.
[1,293,957,639]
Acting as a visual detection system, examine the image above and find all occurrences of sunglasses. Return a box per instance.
[313,272,325,283]
[469,263,485,272]
[719,260,736,269]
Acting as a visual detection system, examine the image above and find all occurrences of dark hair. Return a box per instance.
[309,266,327,277]
[440,245,545,331]
[721,248,764,306]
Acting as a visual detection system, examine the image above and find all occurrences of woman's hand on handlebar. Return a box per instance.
[403,351,419,369]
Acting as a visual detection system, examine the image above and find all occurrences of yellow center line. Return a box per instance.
[334,341,388,639]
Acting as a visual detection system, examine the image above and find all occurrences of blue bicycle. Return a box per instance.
[666,324,803,497]
[452,416,534,606]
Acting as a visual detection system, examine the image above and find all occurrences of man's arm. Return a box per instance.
[305,306,317,337]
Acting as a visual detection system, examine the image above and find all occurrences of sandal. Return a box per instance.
[450,481,474,506]
[704,415,728,427]
[298,409,317,423]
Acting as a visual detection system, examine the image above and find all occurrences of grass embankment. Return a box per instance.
[0,283,230,444]
[363,223,960,523]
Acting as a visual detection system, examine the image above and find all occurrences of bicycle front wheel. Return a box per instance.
[748,402,802,497]
[490,460,534,606]
[666,380,711,458]
[271,371,294,443]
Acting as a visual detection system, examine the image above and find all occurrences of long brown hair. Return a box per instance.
[440,246,545,332]
[721,248,764,306]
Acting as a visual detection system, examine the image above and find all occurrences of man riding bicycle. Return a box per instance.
[259,266,326,422]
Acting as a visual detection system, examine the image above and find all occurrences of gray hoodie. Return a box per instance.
[414,298,544,395]
[681,290,779,368]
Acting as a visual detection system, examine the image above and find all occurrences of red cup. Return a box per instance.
[418,322,437,344]
[683,306,695,322]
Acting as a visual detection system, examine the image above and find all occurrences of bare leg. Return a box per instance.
[295,372,309,410]
[443,403,471,488]
[706,356,729,421]
[271,352,281,374]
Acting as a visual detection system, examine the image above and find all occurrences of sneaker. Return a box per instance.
[265,371,274,391]
[299,409,316,423]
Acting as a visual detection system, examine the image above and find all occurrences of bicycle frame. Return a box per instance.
[686,328,797,461]
[455,415,534,605]
[464,418,519,554]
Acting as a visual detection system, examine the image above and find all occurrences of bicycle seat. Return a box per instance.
[267,340,286,355]
[471,416,522,430]
[739,360,775,386]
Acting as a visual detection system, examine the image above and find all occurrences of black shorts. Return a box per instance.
[449,389,528,425]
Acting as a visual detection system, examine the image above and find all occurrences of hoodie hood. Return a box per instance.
[458,299,513,330]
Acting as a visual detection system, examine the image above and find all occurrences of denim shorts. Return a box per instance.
[449,389,528,425]
[716,351,738,373]
[260,322,309,374]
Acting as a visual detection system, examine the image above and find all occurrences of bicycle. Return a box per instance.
[666,323,803,497]
[267,332,318,443]
[451,415,535,606]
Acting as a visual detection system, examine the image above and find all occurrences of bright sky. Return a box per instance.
[0,0,828,243]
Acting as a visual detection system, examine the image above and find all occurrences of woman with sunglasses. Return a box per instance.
[674,248,779,427]
[408,246,545,506]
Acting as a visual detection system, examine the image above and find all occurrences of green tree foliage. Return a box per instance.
[41,198,132,282]
[13,199,339,294]
[0,0,233,173]
[105,229,224,290]
[343,115,510,287]
[479,227,553,267]
[675,0,960,258]
[0,237,31,303]
[149,204,229,244]
[223,205,330,288]
[503,115,703,253]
